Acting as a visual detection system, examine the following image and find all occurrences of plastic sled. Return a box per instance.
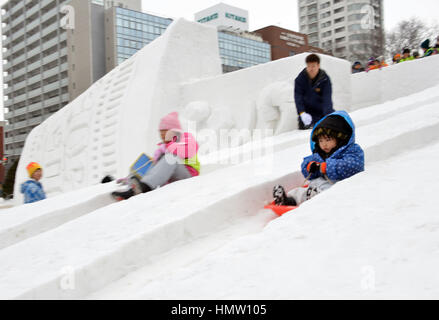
[130,153,154,179]
[264,201,298,216]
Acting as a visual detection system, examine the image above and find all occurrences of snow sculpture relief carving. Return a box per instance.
[14,18,350,202]
[20,59,136,197]
[256,82,297,135]
[14,19,223,202]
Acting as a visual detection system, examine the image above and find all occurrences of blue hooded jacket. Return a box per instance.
[301,111,365,182]
[21,180,46,204]
[294,68,335,124]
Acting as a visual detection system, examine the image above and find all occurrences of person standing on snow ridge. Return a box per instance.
[421,39,436,57]
[377,56,388,68]
[21,162,46,204]
[366,58,384,72]
[400,49,414,63]
[111,112,200,201]
[294,54,334,130]
[272,111,365,207]
[352,61,365,74]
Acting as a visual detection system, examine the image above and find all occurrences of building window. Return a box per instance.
[335,27,345,33]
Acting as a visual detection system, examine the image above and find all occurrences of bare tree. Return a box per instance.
[426,21,439,47]
[385,17,429,59]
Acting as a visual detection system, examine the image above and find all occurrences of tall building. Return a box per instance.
[217,30,271,73]
[2,0,71,163]
[195,3,249,32]
[298,0,384,63]
[1,0,141,162]
[105,7,173,70]
[105,3,271,74]
[2,1,271,162]
[0,121,5,189]
[67,0,144,99]
[195,3,272,73]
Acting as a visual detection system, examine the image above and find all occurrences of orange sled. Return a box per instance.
[264,201,298,216]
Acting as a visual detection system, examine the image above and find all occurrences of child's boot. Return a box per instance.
[130,176,152,195]
[111,177,152,201]
[111,189,135,201]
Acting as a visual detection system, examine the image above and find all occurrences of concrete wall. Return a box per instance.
[105,7,118,73]
[67,0,93,101]
[91,3,106,83]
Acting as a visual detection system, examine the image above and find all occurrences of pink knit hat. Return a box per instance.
[159,112,182,131]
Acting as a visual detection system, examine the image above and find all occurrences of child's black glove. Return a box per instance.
[307,161,320,174]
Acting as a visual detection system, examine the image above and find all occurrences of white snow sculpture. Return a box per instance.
[255,81,297,135]
[14,19,222,202]
[182,101,211,127]
[14,19,352,202]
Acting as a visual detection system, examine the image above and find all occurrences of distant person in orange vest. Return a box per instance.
[393,53,401,64]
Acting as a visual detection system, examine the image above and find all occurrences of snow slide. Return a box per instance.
[97,136,439,300]
[2,84,438,253]
[0,85,439,299]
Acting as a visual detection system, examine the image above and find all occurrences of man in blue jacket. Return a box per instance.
[294,54,334,130]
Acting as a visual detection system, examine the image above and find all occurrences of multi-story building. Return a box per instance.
[195,2,249,32]
[195,3,271,73]
[2,0,71,162]
[298,0,384,63]
[105,6,173,70]
[217,30,271,73]
[108,3,272,74]
[253,25,325,61]
[0,121,5,188]
[1,1,271,162]
[1,0,141,162]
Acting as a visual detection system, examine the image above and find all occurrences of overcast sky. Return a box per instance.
[1,0,438,120]
[139,0,439,31]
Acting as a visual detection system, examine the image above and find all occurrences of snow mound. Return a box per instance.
[4,17,439,300]
[1,84,439,299]
[14,19,222,203]
[14,19,350,203]
[351,55,439,110]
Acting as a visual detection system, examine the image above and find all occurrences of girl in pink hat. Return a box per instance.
[112,112,200,201]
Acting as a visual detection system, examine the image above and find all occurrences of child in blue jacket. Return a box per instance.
[21,162,46,204]
[274,111,364,206]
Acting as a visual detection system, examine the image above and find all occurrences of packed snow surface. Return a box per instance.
[2,18,439,300]
[0,82,439,299]
[92,141,439,299]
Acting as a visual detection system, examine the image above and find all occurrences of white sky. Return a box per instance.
[140,0,439,32]
[1,0,438,120]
